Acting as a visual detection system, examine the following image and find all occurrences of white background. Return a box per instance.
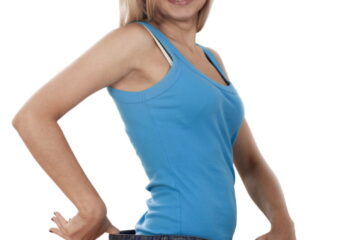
[1,0,363,239]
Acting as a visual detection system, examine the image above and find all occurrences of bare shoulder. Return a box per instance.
[12,22,155,122]
[205,47,223,61]
[103,22,154,65]
[205,46,228,73]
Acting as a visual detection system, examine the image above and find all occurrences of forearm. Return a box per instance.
[237,158,294,228]
[13,114,106,218]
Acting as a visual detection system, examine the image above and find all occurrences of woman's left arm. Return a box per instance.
[233,119,296,240]
[205,47,295,239]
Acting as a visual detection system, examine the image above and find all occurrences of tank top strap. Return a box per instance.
[131,20,179,64]
[196,43,230,83]
[141,24,173,66]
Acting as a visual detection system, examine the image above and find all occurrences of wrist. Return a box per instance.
[270,213,295,231]
[78,201,107,221]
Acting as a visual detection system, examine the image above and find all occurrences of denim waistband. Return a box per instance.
[109,229,209,240]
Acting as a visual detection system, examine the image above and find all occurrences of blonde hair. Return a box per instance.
[119,0,213,32]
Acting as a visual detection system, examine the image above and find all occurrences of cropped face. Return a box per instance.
[154,0,207,22]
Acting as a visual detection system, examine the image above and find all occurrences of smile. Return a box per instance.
[168,0,193,6]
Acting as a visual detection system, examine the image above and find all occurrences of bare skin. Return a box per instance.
[12,0,295,239]
[232,119,296,240]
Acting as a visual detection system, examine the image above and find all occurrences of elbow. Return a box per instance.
[12,110,54,132]
[234,154,260,178]
[12,112,25,130]
[12,109,59,132]
[12,99,62,132]
[12,111,33,132]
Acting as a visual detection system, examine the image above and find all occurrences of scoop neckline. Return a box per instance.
[142,21,236,93]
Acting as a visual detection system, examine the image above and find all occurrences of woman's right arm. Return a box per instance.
[11,23,148,238]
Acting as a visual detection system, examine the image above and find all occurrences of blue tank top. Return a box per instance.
[107,20,245,240]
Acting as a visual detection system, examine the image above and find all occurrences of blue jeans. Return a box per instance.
[109,229,209,240]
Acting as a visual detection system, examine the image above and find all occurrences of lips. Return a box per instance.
[168,0,193,6]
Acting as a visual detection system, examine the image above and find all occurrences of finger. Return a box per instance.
[49,227,66,238]
[52,214,67,235]
[54,211,68,228]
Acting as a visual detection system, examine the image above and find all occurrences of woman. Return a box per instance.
[12,0,296,239]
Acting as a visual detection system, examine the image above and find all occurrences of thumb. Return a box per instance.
[256,233,269,240]
[106,224,120,234]
[103,217,120,234]
[256,237,266,240]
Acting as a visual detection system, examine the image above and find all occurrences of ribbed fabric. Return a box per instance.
[107,20,245,240]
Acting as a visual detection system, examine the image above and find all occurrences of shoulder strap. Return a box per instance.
[141,24,173,66]
[197,43,229,82]
[132,21,175,66]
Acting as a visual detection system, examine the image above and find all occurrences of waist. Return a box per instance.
[135,186,237,240]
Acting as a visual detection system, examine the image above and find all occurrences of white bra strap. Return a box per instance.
[141,25,173,66]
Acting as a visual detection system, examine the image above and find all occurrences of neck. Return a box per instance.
[150,17,198,52]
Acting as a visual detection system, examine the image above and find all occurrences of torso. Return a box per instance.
[107,20,244,240]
